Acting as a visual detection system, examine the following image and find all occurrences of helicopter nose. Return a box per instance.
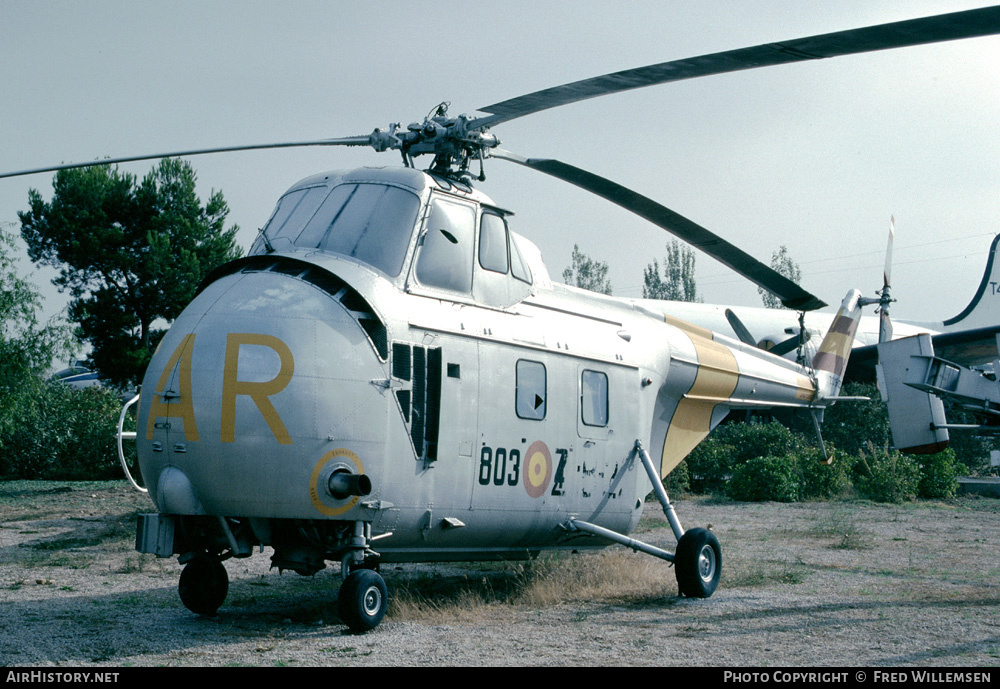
[137,258,390,518]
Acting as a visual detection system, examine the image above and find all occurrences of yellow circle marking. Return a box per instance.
[309,448,365,516]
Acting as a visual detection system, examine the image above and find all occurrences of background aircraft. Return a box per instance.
[647,231,1000,378]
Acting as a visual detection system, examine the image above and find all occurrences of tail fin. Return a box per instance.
[812,289,863,397]
[942,234,1000,331]
[876,334,949,454]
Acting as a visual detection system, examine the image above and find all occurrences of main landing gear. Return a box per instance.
[564,440,722,599]
[171,518,390,632]
[675,527,722,598]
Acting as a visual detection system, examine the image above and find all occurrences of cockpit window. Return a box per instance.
[267,186,328,244]
[414,197,476,294]
[509,234,533,285]
[291,183,420,277]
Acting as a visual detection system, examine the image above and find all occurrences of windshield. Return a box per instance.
[259,183,421,277]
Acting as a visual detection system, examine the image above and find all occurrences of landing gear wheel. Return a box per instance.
[178,554,229,615]
[675,527,721,598]
[338,569,387,633]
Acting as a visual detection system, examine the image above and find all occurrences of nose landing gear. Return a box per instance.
[338,568,388,633]
[178,553,229,616]
[337,520,388,633]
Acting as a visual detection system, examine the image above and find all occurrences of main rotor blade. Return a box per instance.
[493,149,826,311]
[0,137,372,180]
[473,6,1000,128]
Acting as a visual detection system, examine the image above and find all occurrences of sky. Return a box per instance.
[2,0,999,328]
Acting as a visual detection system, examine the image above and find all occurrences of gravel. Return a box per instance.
[1,483,998,667]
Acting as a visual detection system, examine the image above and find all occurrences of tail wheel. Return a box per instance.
[179,554,229,615]
[338,568,387,633]
[675,527,722,598]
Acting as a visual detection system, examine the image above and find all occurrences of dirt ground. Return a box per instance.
[1,480,998,667]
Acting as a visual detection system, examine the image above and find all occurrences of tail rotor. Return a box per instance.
[861,216,896,345]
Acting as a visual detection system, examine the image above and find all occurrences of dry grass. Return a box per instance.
[390,548,676,624]
[808,505,874,550]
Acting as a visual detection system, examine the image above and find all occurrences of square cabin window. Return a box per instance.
[581,369,608,427]
[516,360,546,420]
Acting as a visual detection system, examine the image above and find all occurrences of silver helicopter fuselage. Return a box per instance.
[136,166,824,565]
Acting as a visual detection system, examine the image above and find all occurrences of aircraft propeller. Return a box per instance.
[723,308,804,357]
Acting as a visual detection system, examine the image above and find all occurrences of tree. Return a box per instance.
[0,223,76,462]
[0,223,74,384]
[643,239,699,302]
[759,245,802,309]
[18,159,241,387]
[563,244,612,295]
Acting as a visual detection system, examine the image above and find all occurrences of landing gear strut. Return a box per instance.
[337,520,388,633]
[178,553,229,615]
[562,440,723,599]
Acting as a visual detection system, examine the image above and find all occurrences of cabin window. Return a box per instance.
[581,369,608,427]
[516,360,547,420]
[414,197,476,294]
[479,212,509,274]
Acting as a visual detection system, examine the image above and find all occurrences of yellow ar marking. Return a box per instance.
[145,334,199,441]
[221,333,295,445]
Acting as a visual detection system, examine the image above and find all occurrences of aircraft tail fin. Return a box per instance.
[942,234,1000,331]
[812,289,863,398]
[876,334,950,454]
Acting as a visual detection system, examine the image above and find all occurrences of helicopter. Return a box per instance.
[5,6,1000,633]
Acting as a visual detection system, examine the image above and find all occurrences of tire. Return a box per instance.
[338,569,387,633]
[675,527,722,598]
[178,554,229,615]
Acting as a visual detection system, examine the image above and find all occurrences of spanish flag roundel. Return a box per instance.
[524,441,552,498]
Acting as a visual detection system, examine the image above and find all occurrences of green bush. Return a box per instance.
[685,440,734,494]
[713,420,802,464]
[917,448,959,499]
[724,446,853,503]
[664,459,690,495]
[0,380,129,481]
[686,420,805,493]
[797,447,853,500]
[728,455,800,502]
[855,445,920,503]
[821,382,890,456]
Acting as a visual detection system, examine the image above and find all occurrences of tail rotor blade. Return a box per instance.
[879,216,895,343]
[884,216,895,292]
